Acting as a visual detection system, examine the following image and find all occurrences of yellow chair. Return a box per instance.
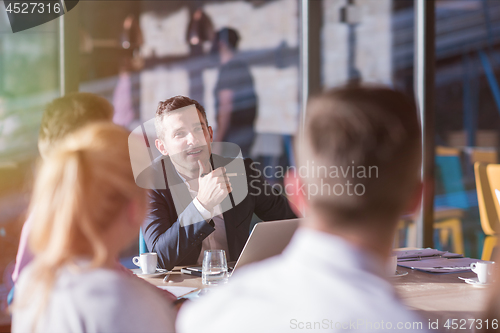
[470,148,498,165]
[474,162,500,260]
[436,146,460,156]
[396,218,417,248]
[486,164,500,217]
[433,146,466,254]
[395,219,413,248]
[434,207,465,255]
[396,147,467,252]
[486,164,500,260]
[397,208,464,254]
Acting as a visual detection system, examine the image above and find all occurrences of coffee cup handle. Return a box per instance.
[132,256,141,267]
[470,263,477,273]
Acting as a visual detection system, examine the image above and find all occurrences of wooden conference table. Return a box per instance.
[135,265,490,326]
[393,267,489,320]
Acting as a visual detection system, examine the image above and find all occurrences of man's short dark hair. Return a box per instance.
[299,85,421,225]
[38,93,113,156]
[216,27,240,51]
[155,96,208,141]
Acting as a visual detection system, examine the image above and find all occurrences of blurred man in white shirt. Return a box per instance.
[177,85,427,333]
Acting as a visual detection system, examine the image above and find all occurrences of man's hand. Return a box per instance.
[196,160,232,212]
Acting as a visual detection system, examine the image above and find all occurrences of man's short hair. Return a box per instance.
[298,85,421,225]
[215,27,240,51]
[155,96,208,141]
[38,93,113,156]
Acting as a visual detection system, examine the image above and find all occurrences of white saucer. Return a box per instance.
[463,277,493,288]
[388,270,408,278]
[134,269,168,278]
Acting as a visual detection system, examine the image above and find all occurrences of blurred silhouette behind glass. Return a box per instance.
[186,8,214,56]
[186,7,215,107]
[11,123,176,333]
[112,14,144,129]
[213,27,258,158]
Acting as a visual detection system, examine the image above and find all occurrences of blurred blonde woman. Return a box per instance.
[12,123,176,333]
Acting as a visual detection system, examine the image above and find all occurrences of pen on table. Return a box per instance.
[428,266,471,270]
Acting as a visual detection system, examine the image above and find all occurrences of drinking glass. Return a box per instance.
[202,249,228,285]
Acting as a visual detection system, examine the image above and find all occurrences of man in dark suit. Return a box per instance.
[142,96,296,270]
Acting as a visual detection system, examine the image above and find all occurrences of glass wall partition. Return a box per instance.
[0,5,60,325]
[321,0,417,247]
[433,0,500,259]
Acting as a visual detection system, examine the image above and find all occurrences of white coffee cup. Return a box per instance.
[133,252,158,274]
[386,254,398,276]
[470,261,495,284]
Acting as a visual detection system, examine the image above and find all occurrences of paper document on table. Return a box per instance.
[395,249,463,261]
[495,189,500,206]
[157,286,198,298]
[397,257,480,273]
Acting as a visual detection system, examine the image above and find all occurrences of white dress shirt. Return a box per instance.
[13,263,176,333]
[177,227,429,333]
[177,172,229,264]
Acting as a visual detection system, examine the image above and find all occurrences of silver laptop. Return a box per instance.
[232,218,301,273]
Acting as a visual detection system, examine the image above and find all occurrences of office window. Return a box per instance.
[0,8,60,324]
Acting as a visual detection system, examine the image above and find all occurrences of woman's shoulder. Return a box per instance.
[74,269,176,331]
[58,267,175,332]
[63,267,152,299]
[13,265,176,333]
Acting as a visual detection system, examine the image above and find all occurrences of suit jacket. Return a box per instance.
[141,155,297,270]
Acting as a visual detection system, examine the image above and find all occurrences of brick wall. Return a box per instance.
[140,0,300,135]
[139,0,392,135]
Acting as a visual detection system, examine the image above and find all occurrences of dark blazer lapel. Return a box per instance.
[222,204,238,261]
[161,156,206,262]
[212,154,250,262]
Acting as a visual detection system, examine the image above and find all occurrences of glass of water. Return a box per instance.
[202,249,228,285]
